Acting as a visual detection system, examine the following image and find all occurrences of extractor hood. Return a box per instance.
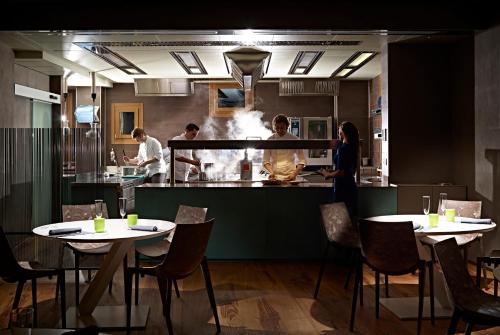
[223,47,270,90]
[134,78,194,96]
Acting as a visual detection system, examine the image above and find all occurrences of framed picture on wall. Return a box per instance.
[209,82,254,117]
[111,103,143,144]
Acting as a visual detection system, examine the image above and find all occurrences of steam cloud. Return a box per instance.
[195,110,273,180]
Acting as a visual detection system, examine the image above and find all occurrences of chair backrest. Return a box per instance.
[319,202,359,248]
[358,219,420,275]
[174,205,208,225]
[433,238,477,307]
[62,203,109,221]
[0,226,24,282]
[158,218,215,279]
[443,200,481,219]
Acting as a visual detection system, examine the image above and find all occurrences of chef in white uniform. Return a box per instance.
[165,123,201,182]
[123,127,166,183]
[263,114,305,181]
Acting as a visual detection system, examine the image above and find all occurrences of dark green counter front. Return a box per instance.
[135,183,397,260]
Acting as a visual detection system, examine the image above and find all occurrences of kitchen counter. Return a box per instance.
[138,179,393,188]
[71,172,145,187]
[134,179,397,259]
[64,173,144,217]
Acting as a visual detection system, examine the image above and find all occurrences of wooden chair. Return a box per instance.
[61,204,125,306]
[350,219,434,335]
[314,202,371,303]
[421,200,482,265]
[133,205,207,304]
[125,218,220,334]
[0,226,66,328]
[434,238,500,335]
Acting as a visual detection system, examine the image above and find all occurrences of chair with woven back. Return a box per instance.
[0,226,66,328]
[61,203,126,306]
[133,204,207,304]
[420,200,483,265]
[434,237,500,335]
[125,218,220,334]
[350,219,435,335]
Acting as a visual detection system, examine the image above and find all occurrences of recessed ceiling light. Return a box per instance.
[289,51,324,75]
[74,42,146,75]
[336,68,353,77]
[170,51,207,75]
[330,51,377,79]
[348,52,375,67]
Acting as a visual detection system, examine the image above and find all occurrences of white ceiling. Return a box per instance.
[0,30,418,86]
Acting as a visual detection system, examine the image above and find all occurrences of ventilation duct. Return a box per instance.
[279,79,339,96]
[134,79,194,96]
[224,47,270,90]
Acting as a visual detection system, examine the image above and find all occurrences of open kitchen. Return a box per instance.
[1,9,500,333]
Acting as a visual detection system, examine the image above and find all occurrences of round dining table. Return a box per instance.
[364,214,496,320]
[33,218,175,329]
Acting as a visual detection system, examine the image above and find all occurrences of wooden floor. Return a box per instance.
[1,260,500,334]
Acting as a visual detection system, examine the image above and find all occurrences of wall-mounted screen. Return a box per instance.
[74,105,99,124]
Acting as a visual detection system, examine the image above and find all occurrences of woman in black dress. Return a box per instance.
[321,121,359,218]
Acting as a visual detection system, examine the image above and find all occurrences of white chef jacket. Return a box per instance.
[135,136,166,177]
[262,132,306,180]
[165,134,193,181]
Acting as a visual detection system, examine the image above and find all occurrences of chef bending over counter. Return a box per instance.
[263,114,306,181]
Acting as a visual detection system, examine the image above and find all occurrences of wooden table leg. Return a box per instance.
[78,240,133,316]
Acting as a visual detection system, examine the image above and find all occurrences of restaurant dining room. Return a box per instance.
[1,3,500,335]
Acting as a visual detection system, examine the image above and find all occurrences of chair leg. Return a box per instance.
[74,252,80,307]
[12,281,25,310]
[173,280,180,298]
[135,251,140,305]
[428,262,435,325]
[359,253,364,306]
[375,271,380,319]
[108,276,113,294]
[349,258,362,332]
[157,277,174,335]
[122,254,128,301]
[87,269,92,283]
[56,243,65,302]
[417,263,426,335]
[31,278,38,327]
[201,257,221,333]
[9,281,25,328]
[464,322,474,335]
[59,271,66,328]
[314,242,330,298]
[476,257,483,288]
[447,307,461,335]
[344,248,354,289]
[384,274,389,297]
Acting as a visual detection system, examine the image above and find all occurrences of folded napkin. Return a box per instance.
[413,223,422,231]
[130,225,158,232]
[460,218,492,225]
[49,228,82,235]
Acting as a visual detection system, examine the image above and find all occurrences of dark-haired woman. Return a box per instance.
[320,121,359,218]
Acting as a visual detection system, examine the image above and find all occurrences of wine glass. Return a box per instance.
[94,199,103,218]
[119,197,127,221]
[422,195,430,215]
[438,193,447,216]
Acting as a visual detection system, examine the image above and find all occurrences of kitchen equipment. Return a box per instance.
[287,116,333,166]
[122,166,136,176]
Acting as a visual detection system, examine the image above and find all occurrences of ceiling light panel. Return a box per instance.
[74,42,146,75]
[331,51,377,79]
[348,52,375,67]
[288,51,324,75]
[170,51,208,75]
